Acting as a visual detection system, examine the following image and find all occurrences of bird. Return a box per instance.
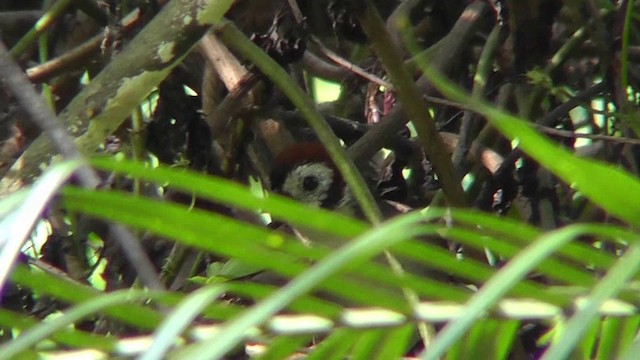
[269,134,505,218]
[266,140,446,355]
[268,140,452,260]
[268,141,364,249]
[266,138,464,341]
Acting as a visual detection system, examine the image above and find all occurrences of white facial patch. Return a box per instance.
[282,163,334,206]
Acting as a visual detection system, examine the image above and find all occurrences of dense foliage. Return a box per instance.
[2,0,640,359]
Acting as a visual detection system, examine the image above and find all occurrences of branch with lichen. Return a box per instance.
[0,0,236,195]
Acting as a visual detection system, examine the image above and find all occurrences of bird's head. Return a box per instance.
[270,142,353,211]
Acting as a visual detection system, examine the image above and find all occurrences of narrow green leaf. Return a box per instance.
[447,209,541,240]
[450,319,518,360]
[350,329,386,360]
[445,228,597,288]
[306,329,359,360]
[0,289,151,360]
[617,316,640,357]
[90,152,367,239]
[448,209,617,272]
[255,335,313,360]
[493,320,520,360]
[620,325,640,360]
[421,225,604,360]
[542,241,640,360]
[62,187,417,309]
[392,239,563,305]
[141,285,227,360]
[594,317,633,360]
[172,211,443,359]
[373,324,417,360]
[0,309,116,351]
[419,60,640,227]
[10,265,162,329]
[0,160,82,288]
[225,282,341,317]
[448,320,492,360]
[62,187,308,275]
[578,318,600,360]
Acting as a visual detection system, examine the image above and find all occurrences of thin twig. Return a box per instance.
[425,81,608,128]
[428,89,636,146]
[476,82,610,208]
[286,0,304,24]
[107,225,165,291]
[538,82,607,127]
[452,25,501,175]
[310,36,393,89]
[347,0,488,165]
[208,72,261,131]
[532,124,640,145]
[26,9,142,83]
[302,49,348,82]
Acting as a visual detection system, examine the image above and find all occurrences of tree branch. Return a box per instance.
[0,0,236,195]
[354,0,471,207]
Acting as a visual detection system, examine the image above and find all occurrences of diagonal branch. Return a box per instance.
[0,0,236,196]
[353,0,469,207]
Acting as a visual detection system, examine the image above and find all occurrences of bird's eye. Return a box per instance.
[302,176,319,191]
[280,162,335,206]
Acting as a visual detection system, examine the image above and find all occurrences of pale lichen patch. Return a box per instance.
[75,70,168,154]
[157,41,176,63]
[38,161,50,172]
[183,15,192,25]
[50,154,64,165]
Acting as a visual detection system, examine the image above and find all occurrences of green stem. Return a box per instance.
[619,0,640,135]
[452,25,501,168]
[38,29,55,112]
[216,21,382,224]
[356,1,467,208]
[523,26,587,119]
[621,0,634,100]
[10,0,74,57]
[0,288,153,360]
[38,0,55,112]
[472,26,501,98]
[130,106,145,195]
